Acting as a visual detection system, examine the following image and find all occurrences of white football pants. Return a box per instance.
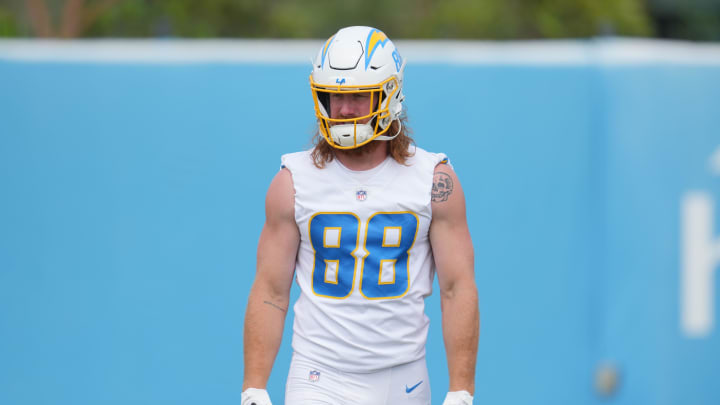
[285,352,431,405]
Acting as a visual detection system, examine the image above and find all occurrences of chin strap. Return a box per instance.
[327,119,402,148]
[374,119,402,142]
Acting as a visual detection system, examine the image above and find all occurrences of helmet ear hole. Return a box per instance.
[383,80,395,102]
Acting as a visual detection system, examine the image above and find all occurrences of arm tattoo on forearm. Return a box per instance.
[432,172,454,202]
[263,300,287,313]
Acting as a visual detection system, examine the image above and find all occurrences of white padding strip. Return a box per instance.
[1,38,720,65]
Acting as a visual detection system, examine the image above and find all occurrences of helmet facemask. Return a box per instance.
[311,75,401,149]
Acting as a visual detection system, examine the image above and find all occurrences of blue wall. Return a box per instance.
[1,42,719,405]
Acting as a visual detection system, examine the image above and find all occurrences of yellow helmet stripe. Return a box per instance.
[321,35,335,69]
[364,29,388,70]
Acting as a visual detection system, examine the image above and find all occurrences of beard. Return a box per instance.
[336,138,385,158]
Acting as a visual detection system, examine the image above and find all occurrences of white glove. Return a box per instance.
[241,388,272,405]
[442,390,473,405]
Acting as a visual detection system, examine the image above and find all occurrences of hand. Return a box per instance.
[442,390,473,405]
[241,388,272,405]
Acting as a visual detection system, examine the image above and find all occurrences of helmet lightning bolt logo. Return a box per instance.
[364,29,389,70]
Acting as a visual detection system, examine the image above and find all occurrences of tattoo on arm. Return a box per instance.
[263,300,287,313]
[432,171,454,202]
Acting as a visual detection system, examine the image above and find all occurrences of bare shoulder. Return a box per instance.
[265,168,295,222]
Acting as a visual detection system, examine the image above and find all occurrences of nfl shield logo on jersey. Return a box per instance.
[308,370,321,382]
[356,188,368,202]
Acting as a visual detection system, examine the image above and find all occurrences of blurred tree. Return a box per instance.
[88,0,652,39]
[20,0,123,37]
[0,4,19,36]
[389,0,653,39]
[648,0,720,40]
[0,0,719,41]
[85,0,162,37]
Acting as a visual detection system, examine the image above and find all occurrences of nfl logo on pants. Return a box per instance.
[308,370,320,382]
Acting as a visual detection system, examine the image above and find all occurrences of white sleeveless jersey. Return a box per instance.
[280,146,448,373]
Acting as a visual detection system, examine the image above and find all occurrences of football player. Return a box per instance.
[242,26,479,405]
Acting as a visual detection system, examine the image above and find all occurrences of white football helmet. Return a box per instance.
[310,26,406,149]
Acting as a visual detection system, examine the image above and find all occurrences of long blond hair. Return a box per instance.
[309,116,415,169]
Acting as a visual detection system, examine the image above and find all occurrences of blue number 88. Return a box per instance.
[309,212,419,300]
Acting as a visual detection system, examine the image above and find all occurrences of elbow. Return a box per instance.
[440,278,478,303]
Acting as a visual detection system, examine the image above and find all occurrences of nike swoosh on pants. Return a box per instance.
[405,380,423,393]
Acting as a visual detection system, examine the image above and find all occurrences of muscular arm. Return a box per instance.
[243,169,299,390]
[429,164,479,394]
